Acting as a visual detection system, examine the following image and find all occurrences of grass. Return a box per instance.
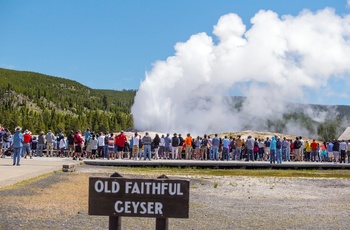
[0,172,89,220]
[105,166,350,179]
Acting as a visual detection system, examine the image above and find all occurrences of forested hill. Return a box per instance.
[0,68,136,134]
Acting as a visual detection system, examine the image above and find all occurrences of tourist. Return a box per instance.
[164,133,171,160]
[184,133,192,160]
[339,140,347,163]
[201,134,209,161]
[171,133,179,160]
[212,134,220,161]
[142,132,152,160]
[310,140,318,162]
[12,126,23,166]
[269,136,276,164]
[45,130,55,157]
[97,132,105,159]
[22,130,32,159]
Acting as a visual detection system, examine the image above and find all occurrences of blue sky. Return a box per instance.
[1,0,350,105]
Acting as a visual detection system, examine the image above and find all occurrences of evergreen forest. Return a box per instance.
[0,68,136,135]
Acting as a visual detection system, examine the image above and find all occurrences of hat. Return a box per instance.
[15,126,22,132]
[24,129,29,134]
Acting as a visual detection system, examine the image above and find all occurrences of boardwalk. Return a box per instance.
[84,159,350,169]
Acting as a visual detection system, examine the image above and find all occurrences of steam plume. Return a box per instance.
[132,8,350,136]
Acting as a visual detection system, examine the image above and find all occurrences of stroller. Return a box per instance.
[2,148,13,157]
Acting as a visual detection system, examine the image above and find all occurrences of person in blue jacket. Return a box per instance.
[12,126,24,166]
[269,136,277,164]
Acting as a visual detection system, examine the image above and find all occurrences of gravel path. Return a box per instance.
[0,165,350,229]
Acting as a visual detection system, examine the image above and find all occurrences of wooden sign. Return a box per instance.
[89,177,190,218]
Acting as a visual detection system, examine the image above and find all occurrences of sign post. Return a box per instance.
[88,173,190,230]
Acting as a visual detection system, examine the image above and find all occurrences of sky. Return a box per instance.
[1,1,350,135]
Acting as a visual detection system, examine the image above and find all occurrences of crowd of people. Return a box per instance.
[1,124,350,165]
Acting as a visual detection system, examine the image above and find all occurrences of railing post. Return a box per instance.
[155,174,169,230]
[109,172,123,230]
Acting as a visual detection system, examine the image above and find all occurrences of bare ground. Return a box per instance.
[0,164,350,229]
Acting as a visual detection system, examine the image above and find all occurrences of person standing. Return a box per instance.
[45,130,55,157]
[12,127,23,166]
[89,135,98,159]
[310,140,318,162]
[222,136,230,161]
[67,130,75,157]
[293,137,302,161]
[212,134,220,161]
[115,131,127,159]
[73,130,85,160]
[235,135,243,161]
[276,137,282,164]
[201,134,209,161]
[108,133,115,160]
[97,132,105,159]
[332,140,340,164]
[132,132,140,160]
[184,134,192,160]
[23,130,32,159]
[37,131,45,157]
[159,135,165,159]
[153,134,160,160]
[164,133,171,160]
[339,140,347,163]
[142,132,152,160]
[2,128,11,153]
[84,128,91,148]
[269,136,277,164]
[171,133,179,160]
[264,137,271,161]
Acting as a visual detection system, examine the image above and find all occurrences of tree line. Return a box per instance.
[0,68,135,135]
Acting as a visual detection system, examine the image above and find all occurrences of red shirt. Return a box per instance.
[115,134,127,147]
[310,141,318,151]
[23,133,31,143]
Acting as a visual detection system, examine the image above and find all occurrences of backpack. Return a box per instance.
[276,140,282,149]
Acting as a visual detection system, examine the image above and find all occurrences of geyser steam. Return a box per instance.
[132,8,350,135]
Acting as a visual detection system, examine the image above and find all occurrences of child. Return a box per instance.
[89,135,98,159]
[59,136,66,158]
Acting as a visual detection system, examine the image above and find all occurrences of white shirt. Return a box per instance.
[160,138,165,147]
[132,136,139,146]
[98,135,105,146]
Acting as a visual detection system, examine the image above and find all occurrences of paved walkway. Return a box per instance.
[0,156,80,188]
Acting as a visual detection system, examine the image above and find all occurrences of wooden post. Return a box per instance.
[155,174,169,230]
[109,172,123,230]
[156,218,168,230]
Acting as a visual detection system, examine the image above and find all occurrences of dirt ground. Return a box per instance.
[1,165,350,230]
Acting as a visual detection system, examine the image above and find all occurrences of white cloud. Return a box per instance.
[132,8,350,135]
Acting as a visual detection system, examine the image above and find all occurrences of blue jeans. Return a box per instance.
[282,148,286,161]
[104,145,109,158]
[22,143,31,157]
[270,149,276,164]
[286,148,291,161]
[247,149,254,161]
[13,148,22,165]
[144,145,151,160]
[234,148,242,160]
[212,147,219,160]
[276,148,282,164]
[3,142,10,152]
[222,147,229,160]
